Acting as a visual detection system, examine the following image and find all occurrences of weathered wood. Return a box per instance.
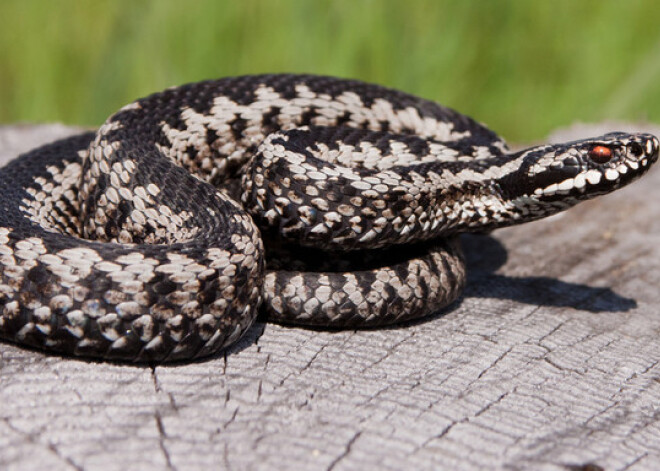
[1,123,659,471]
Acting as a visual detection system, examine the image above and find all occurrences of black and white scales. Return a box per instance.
[0,75,657,362]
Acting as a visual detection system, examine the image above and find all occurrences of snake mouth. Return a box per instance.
[531,164,648,201]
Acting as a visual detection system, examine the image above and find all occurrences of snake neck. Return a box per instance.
[420,154,536,235]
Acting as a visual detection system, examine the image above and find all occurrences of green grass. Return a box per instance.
[1,0,659,142]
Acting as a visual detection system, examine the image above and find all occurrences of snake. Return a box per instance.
[0,74,657,362]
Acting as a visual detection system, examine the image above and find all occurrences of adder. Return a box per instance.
[0,74,656,362]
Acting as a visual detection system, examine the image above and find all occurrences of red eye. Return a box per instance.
[589,145,612,163]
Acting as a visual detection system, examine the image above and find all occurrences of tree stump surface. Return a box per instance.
[1,123,659,471]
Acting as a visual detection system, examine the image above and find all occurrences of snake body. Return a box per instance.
[0,75,657,362]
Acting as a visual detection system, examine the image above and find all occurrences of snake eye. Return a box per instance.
[588,145,613,164]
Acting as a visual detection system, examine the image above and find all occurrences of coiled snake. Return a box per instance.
[0,75,657,362]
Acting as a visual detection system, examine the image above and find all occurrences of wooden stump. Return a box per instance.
[1,124,658,471]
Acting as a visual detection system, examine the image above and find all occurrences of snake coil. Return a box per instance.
[0,75,656,362]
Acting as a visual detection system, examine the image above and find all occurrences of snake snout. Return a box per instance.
[635,133,660,162]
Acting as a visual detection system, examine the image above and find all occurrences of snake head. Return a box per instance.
[509,132,658,207]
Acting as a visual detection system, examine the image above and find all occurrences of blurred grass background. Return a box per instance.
[1,0,659,142]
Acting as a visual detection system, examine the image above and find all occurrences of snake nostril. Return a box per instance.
[629,142,644,158]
